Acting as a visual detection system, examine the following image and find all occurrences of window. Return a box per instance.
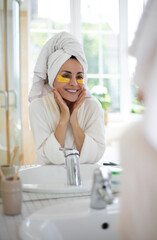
[29,0,145,116]
[30,0,70,82]
[128,0,145,114]
[81,0,120,112]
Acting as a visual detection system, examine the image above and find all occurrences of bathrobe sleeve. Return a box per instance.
[29,98,65,165]
[79,98,105,164]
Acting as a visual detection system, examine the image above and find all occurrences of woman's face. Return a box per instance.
[53,58,84,103]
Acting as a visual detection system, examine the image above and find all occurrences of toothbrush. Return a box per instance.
[0,167,5,180]
[103,162,120,166]
[13,153,23,181]
[10,146,19,167]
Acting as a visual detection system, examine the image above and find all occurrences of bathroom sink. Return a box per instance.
[19,164,99,194]
[19,198,120,240]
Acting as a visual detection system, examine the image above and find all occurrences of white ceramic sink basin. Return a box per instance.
[19,164,99,194]
[19,198,120,240]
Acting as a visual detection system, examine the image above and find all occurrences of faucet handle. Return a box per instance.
[59,147,79,157]
[90,167,113,209]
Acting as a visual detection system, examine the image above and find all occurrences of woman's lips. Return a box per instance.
[66,89,78,93]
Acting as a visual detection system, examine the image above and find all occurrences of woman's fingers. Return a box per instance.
[52,87,86,124]
[52,88,70,119]
[76,96,85,109]
[52,88,62,101]
[77,88,86,101]
[53,88,66,106]
[73,90,86,110]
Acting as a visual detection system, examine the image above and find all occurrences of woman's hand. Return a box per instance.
[70,88,86,126]
[69,88,86,152]
[52,88,70,147]
[52,88,70,123]
[53,87,86,151]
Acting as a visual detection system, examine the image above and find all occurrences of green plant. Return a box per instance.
[91,85,111,110]
[131,96,145,114]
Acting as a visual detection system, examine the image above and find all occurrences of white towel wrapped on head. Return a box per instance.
[28,31,88,102]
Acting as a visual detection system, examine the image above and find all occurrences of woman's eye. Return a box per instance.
[62,75,70,78]
[77,75,83,79]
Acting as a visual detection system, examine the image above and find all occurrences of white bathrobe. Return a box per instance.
[118,122,157,240]
[117,0,157,239]
[29,92,105,165]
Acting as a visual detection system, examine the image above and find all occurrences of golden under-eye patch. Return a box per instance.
[77,79,84,84]
[57,74,84,84]
[57,75,70,83]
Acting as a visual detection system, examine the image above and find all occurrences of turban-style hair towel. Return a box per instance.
[28,31,89,102]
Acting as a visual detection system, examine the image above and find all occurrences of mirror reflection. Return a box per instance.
[2,1,157,240]
[0,0,143,194]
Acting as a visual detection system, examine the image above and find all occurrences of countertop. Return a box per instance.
[0,151,120,240]
[0,165,91,240]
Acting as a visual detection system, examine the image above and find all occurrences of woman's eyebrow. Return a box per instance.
[77,72,84,74]
[61,70,84,74]
[61,70,71,74]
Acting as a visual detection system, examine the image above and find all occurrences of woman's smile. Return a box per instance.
[66,89,77,92]
[65,88,79,93]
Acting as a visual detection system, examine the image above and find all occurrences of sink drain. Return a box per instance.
[101,222,109,229]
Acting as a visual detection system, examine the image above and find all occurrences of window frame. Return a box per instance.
[29,0,146,121]
[70,0,131,120]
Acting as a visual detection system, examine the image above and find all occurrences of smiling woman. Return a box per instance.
[52,58,86,152]
[53,57,85,104]
[28,32,106,165]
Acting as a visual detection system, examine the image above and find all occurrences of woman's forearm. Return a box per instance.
[54,120,68,147]
[71,121,85,152]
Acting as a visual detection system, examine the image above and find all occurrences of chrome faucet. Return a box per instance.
[59,148,82,186]
[90,167,113,209]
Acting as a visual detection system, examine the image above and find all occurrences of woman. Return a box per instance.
[28,32,105,165]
